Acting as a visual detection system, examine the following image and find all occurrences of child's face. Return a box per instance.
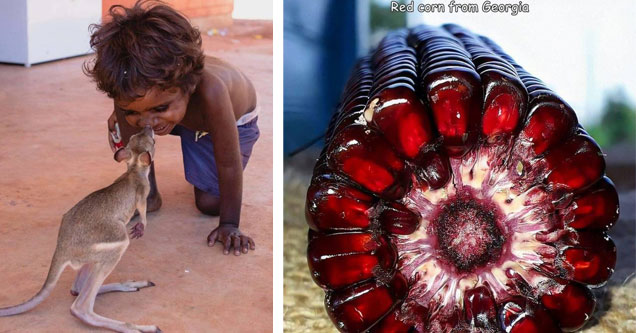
[116,87,190,136]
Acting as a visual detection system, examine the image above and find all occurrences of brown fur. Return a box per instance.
[0,127,160,333]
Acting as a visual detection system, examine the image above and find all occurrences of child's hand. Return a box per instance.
[207,224,256,256]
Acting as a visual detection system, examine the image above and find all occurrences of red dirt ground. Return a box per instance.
[0,21,272,332]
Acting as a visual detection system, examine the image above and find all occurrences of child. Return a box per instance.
[84,0,258,256]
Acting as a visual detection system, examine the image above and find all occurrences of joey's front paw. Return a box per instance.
[130,222,145,239]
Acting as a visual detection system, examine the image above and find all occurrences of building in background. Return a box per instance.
[103,0,235,29]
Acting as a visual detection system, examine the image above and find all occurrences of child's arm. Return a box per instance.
[201,75,255,255]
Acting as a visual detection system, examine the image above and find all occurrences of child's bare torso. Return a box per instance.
[180,56,257,132]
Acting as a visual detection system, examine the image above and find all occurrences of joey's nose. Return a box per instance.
[143,126,154,138]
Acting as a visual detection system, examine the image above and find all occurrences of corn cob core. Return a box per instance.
[306,24,618,333]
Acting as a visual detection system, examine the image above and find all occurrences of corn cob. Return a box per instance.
[305,24,618,333]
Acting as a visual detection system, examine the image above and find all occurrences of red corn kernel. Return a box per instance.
[541,283,595,331]
[543,133,605,192]
[561,231,616,286]
[379,202,420,235]
[564,176,619,230]
[305,177,375,232]
[327,124,408,199]
[325,273,408,333]
[307,232,397,289]
[519,96,577,155]
[365,86,434,159]
[423,68,482,156]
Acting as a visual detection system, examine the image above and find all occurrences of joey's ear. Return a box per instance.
[139,151,152,166]
[114,148,131,162]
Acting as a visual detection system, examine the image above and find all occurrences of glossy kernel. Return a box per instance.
[307,232,397,289]
[325,273,408,333]
[305,177,375,232]
[562,231,617,286]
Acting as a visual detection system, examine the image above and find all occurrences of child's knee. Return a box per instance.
[194,188,220,216]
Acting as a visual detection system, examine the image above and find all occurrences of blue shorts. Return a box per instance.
[170,117,260,196]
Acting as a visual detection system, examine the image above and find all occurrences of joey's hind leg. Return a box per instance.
[98,280,156,294]
[72,266,155,296]
[70,255,160,332]
[71,264,90,296]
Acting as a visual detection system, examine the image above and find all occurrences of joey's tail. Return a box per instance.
[0,250,68,316]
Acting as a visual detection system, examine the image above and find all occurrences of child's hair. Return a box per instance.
[84,0,204,101]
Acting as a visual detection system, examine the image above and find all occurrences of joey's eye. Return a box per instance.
[124,110,139,116]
